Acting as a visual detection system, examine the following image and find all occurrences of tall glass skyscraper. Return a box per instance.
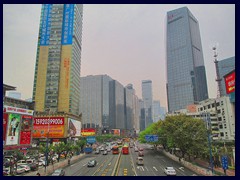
[166,7,208,113]
[142,80,153,127]
[32,4,83,116]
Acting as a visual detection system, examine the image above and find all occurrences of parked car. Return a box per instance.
[19,164,31,172]
[15,165,26,174]
[87,160,97,167]
[17,160,27,164]
[3,167,10,176]
[28,163,38,171]
[164,167,176,176]
[52,168,65,176]
[100,147,104,151]
[136,157,144,165]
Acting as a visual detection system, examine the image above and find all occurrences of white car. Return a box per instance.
[164,167,176,176]
[15,165,26,174]
[19,164,31,172]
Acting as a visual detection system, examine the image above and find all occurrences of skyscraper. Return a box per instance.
[79,75,112,130]
[33,4,83,116]
[31,5,83,144]
[166,7,208,113]
[142,80,153,127]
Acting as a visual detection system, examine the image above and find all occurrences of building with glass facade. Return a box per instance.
[142,80,153,127]
[166,7,208,113]
[79,75,112,130]
[218,56,235,96]
[33,4,83,116]
[139,99,145,131]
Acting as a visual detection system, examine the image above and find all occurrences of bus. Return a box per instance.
[112,146,119,154]
[122,145,129,155]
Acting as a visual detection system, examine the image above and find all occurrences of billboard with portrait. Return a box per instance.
[6,113,21,145]
[112,129,121,136]
[33,117,65,138]
[20,115,33,145]
[68,118,81,137]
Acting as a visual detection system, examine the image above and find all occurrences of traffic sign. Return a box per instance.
[145,135,158,142]
[86,136,96,144]
[221,155,228,170]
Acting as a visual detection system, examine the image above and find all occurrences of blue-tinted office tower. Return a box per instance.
[166,7,208,113]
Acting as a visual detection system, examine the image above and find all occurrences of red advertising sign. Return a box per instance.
[4,106,34,115]
[225,71,235,94]
[3,113,8,143]
[33,117,65,138]
[20,115,32,145]
[81,128,95,136]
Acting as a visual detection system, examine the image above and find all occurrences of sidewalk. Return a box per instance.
[193,159,235,176]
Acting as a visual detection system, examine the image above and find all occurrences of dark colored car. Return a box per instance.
[52,168,65,176]
[28,163,38,171]
[87,160,97,167]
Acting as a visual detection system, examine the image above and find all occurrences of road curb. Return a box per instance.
[111,152,121,176]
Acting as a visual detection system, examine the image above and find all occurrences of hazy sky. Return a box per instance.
[3,4,235,109]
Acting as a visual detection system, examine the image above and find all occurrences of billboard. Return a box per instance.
[224,71,235,94]
[3,113,8,144]
[81,128,95,136]
[68,118,81,137]
[33,117,65,138]
[6,114,21,145]
[4,105,34,115]
[20,115,33,145]
[61,4,74,45]
[40,4,52,46]
[112,129,121,136]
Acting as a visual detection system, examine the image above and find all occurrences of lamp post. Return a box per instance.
[202,112,214,175]
[44,108,51,174]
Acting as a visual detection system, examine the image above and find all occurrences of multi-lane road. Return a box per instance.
[62,142,198,176]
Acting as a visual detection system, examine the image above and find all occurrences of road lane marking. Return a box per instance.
[108,162,111,166]
[153,166,158,171]
[175,167,186,176]
[83,163,87,166]
[179,167,184,171]
[145,166,149,171]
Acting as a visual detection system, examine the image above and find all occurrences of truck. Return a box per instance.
[84,147,93,154]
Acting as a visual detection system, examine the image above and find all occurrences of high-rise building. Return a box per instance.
[79,75,112,130]
[153,100,161,122]
[32,4,83,143]
[166,7,208,113]
[33,4,83,116]
[218,56,235,96]
[7,91,21,99]
[142,80,153,127]
[139,99,145,131]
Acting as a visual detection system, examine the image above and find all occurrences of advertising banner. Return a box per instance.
[33,117,64,138]
[68,118,81,137]
[61,4,74,45]
[6,113,21,145]
[81,128,95,136]
[3,113,8,143]
[40,4,52,46]
[224,71,235,94]
[19,115,33,145]
[4,105,34,115]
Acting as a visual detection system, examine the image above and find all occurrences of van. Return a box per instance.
[136,157,144,165]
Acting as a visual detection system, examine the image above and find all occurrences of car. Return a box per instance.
[100,147,104,151]
[38,159,45,166]
[95,149,100,154]
[164,167,176,176]
[136,157,144,165]
[28,163,38,171]
[3,167,10,176]
[87,160,97,167]
[17,160,27,164]
[134,147,138,152]
[19,164,31,172]
[138,151,144,157]
[52,168,65,176]
[15,165,26,174]
[103,150,108,155]
[139,147,144,151]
